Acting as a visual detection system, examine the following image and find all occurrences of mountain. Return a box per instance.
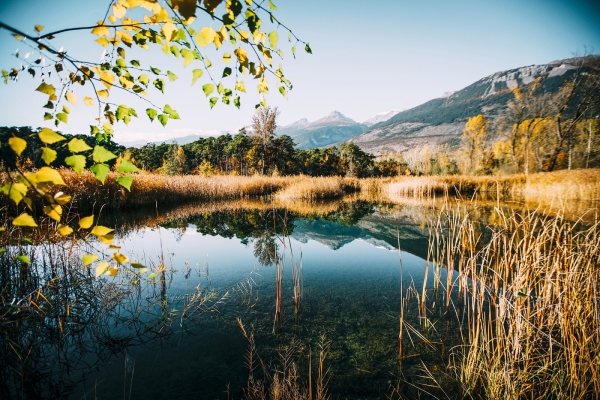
[360,109,404,127]
[349,55,600,155]
[277,110,367,149]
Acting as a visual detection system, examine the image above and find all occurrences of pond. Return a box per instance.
[1,197,597,399]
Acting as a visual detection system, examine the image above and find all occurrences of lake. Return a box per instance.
[2,197,597,399]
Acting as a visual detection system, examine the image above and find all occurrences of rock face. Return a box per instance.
[276,111,367,149]
[350,55,600,155]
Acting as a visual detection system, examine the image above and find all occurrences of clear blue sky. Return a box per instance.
[1,0,599,144]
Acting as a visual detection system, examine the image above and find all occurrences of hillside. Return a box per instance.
[350,55,600,155]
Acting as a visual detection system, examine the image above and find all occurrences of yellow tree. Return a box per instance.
[0,0,309,275]
[459,115,488,175]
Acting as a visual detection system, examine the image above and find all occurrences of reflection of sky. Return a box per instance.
[1,0,599,141]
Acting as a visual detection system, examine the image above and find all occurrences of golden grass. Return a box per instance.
[273,176,360,201]
[384,169,600,203]
[427,206,600,399]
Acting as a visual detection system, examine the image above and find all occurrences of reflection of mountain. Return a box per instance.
[291,213,429,259]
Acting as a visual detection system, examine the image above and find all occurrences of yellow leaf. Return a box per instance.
[91,25,110,37]
[95,262,110,278]
[116,31,133,47]
[84,96,94,106]
[36,167,66,185]
[234,48,248,68]
[57,224,73,236]
[238,31,250,42]
[82,254,99,266]
[162,21,176,41]
[38,128,66,144]
[108,15,117,24]
[109,244,122,250]
[235,80,246,93]
[100,71,115,89]
[8,137,27,156]
[13,213,38,227]
[54,192,72,205]
[98,90,109,99]
[113,253,129,264]
[113,3,127,18]
[222,52,231,62]
[107,267,119,276]
[34,25,44,32]
[65,92,77,105]
[43,204,62,221]
[99,233,115,244]
[196,27,216,47]
[2,182,27,205]
[79,215,94,229]
[96,37,110,46]
[213,31,225,49]
[119,76,134,89]
[91,225,114,237]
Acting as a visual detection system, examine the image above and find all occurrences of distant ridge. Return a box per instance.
[349,55,600,155]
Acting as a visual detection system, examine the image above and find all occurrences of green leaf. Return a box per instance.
[68,138,92,153]
[65,155,87,174]
[41,147,57,165]
[131,262,146,269]
[116,176,134,191]
[90,163,110,183]
[36,82,55,95]
[164,104,180,119]
[44,112,53,120]
[305,43,312,54]
[147,272,159,279]
[278,86,286,97]
[146,108,158,122]
[192,69,203,85]
[92,145,117,163]
[117,160,139,173]
[56,113,68,124]
[209,97,218,108]
[154,78,165,93]
[38,128,66,144]
[170,45,180,58]
[222,67,232,77]
[167,71,178,81]
[82,254,99,266]
[16,255,31,264]
[234,96,241,109]
[150,66,161,75]
[268,0,277,10]
[130,60,140,67]
[157,114,169,126]
[202,83,215,97]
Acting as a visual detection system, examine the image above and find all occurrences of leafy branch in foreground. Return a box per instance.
[0,0,310,277]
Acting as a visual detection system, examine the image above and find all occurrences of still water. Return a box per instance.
[4,200,471,399]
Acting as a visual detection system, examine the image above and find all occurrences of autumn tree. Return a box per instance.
[459,115,488,175]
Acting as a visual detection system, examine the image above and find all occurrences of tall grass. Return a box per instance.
[385,168,600,202]
[426,206,600,399]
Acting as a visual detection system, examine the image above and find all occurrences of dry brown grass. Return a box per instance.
[273,176,360,201]
[384,169,600,203]
[427,206,600,399]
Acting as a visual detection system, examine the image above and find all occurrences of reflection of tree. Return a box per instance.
[253,233,279,267]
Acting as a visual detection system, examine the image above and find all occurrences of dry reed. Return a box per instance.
[427,206,600,399]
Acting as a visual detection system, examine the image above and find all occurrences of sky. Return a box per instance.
[0,0,599,145]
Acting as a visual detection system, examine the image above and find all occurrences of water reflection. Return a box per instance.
[3,197,594,399]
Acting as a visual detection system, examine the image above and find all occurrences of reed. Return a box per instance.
[427,205,600,399]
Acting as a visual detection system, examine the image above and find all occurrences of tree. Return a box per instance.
[161,144,189,175]
[0,0,309,275]
[459,115,488,175]
[251,106,278,174]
